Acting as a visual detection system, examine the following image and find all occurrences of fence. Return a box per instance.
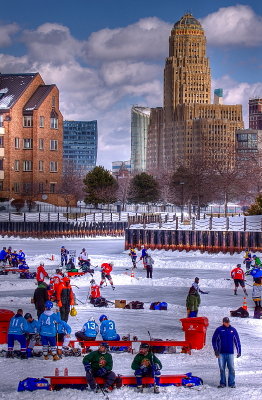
[0,221,128,239]
[125,229,262,254]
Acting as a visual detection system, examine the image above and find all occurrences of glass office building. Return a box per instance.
[63,120,97,173]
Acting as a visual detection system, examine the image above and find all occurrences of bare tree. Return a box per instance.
[59,161,85,211]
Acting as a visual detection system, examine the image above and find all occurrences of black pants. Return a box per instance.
[60,305,70,322]
[86,370,116,390]
[146,266,152,278]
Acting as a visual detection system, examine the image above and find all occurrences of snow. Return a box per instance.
[0,237,261,399]
[0,94,14,109]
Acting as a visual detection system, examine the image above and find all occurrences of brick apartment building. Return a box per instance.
[0,73,63,205]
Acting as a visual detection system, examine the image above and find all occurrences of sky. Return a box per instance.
[0,0,261,168]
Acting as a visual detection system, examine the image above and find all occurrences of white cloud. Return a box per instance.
[83,17,171,62]
[201,5,262,46]
[0,23,19,47]
[21,23,82,64]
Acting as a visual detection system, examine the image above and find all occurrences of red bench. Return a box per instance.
[44,374,188,390]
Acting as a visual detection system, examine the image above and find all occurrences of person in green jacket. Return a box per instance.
[186,287,201,317]
[131,343,162,394]
[82,342,116,392]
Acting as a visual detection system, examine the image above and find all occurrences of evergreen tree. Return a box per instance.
[83,166,118,207]
[128,172,160,204]
[245,194,262,215]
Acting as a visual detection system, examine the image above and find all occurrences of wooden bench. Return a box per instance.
[68,339,191,354]
[44,374,188,390]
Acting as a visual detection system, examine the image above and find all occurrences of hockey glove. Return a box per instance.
[153,363,161,371]
[140,365,148,372]
[237,354,241,358]
[96,367,108,376]
[84,362,92,372]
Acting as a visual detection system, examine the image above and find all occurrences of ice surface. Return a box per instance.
[0,237,261,399]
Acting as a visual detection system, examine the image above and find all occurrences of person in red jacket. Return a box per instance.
[231,264,247,296]
[56,277,75,321]
[100,262,115,289]
[89,279,101,303]
[36,263,49,284]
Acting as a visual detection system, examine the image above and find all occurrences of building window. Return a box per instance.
[15,138,20,149]
[14,160,20,171]
[23,116,33,127]
[52,96,55,107]
[23,160,33,171]
[23,183,32,192]
[0,136,3,147]
[50,183,56,193]
[50,161,58,172]
[23,138,33,149]
[0,159,3,170]
[50,117,58,129]
[39,160,44,172]
[39,116,44,128]
[0,115,3,127]
[0,181,3,191]
[14,183,20,193]
[50,140,58,151]
[39,138,44,150]
[39,183,44,193]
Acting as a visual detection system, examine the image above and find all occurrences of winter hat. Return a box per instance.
[223,317,230,323]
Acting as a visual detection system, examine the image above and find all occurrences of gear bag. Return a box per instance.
[93,297,108,307]
[230,306,249,318]
[150,301,168,310]
[125,301,144,309]
[181,372,203,387]
[17,377,50,392]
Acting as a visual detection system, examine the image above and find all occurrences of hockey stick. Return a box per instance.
[99,386,109,400]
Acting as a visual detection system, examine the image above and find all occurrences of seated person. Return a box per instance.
[65,258,77,272]
[82,342,116,392]
[131,343,162,394]
[57,320,72,356]
[24,313,39,357]
[75,317,99,344]
[99,315,120,341]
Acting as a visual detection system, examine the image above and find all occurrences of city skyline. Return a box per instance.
[0,0,261,168]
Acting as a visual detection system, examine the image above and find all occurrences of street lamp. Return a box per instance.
[180,182,185,222]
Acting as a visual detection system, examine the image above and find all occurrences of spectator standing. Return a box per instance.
[186,287,201,317]
[33,282,49,317]
[144,254,154,279]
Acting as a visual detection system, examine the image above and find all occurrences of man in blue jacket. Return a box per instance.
[7,309,28,359]
[212,317,241,388]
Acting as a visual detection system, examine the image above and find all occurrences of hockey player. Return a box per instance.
[192,277,209,294]
[36,262,49,284]
[24,313,39,358]
[100,262,115,289]
[50,268,64,298]
[252,255,261,267]
[75,316,99,342]
[99,315,120,341]
[56,276,75,321]
[129,248,137,268]
[37,301,60,361]
[82,342,116,392]
[231,264,247,296]
[144,254,154,279]
[131,343,162,394]
[7,309,28,359]
[80,259,94,275]
[78,248,88,267]
[140,245,148,268]
[60,246,69,267]
[89,279,101,303]
[57,320,72,356]
[243,253,252,271]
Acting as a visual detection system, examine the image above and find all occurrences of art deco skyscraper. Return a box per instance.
[146,13,244,170]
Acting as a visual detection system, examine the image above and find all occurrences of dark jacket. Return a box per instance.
[212,325,241,355]
[83,350,113,372]
[131,351,162,370]
[186,292,201,311]
[33,284,49,310]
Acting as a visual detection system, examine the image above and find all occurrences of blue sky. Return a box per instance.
[0,0,261,167]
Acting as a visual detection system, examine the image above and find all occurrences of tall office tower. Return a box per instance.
[63,120,97,174]
[146,13,244,170]
[0,73,63,204]
[131,106,151,172]
[249,98,262,130]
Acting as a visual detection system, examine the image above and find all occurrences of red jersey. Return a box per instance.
[101,263,112,274]
[90,285,101,299]
[36,265,48,282]
[231,267,245,280]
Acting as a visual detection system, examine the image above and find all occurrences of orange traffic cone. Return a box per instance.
[50,254,54,261]
[131,270,135,278]
[242,297,248,311]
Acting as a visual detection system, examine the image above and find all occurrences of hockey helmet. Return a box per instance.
[99,342,109,350]
[39,262,44,266]
[237,264,241,268]
[90,279,96,284]
[70,307,77,317]
[82,248,86,252]
[140,343,150,350]
[61,246,65,248]
[99,314,108,322]
[109,262,114,266]
[88,316,95,322]
[253,255,257,258]
[63,276,70,283]
[45,300,53,310]
[24,313,32,320]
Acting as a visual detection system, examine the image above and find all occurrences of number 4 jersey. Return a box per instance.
[38,310,61,336]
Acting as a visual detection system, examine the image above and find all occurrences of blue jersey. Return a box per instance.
[57,320,71,335]
[100,319,118,340]
[38,310,61,337]
[0,249,7,260]
[18,251,25,259]
[82,321,99,337]
[27,319,39,334]
[8,315,28,335]
[141,249,148,258]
